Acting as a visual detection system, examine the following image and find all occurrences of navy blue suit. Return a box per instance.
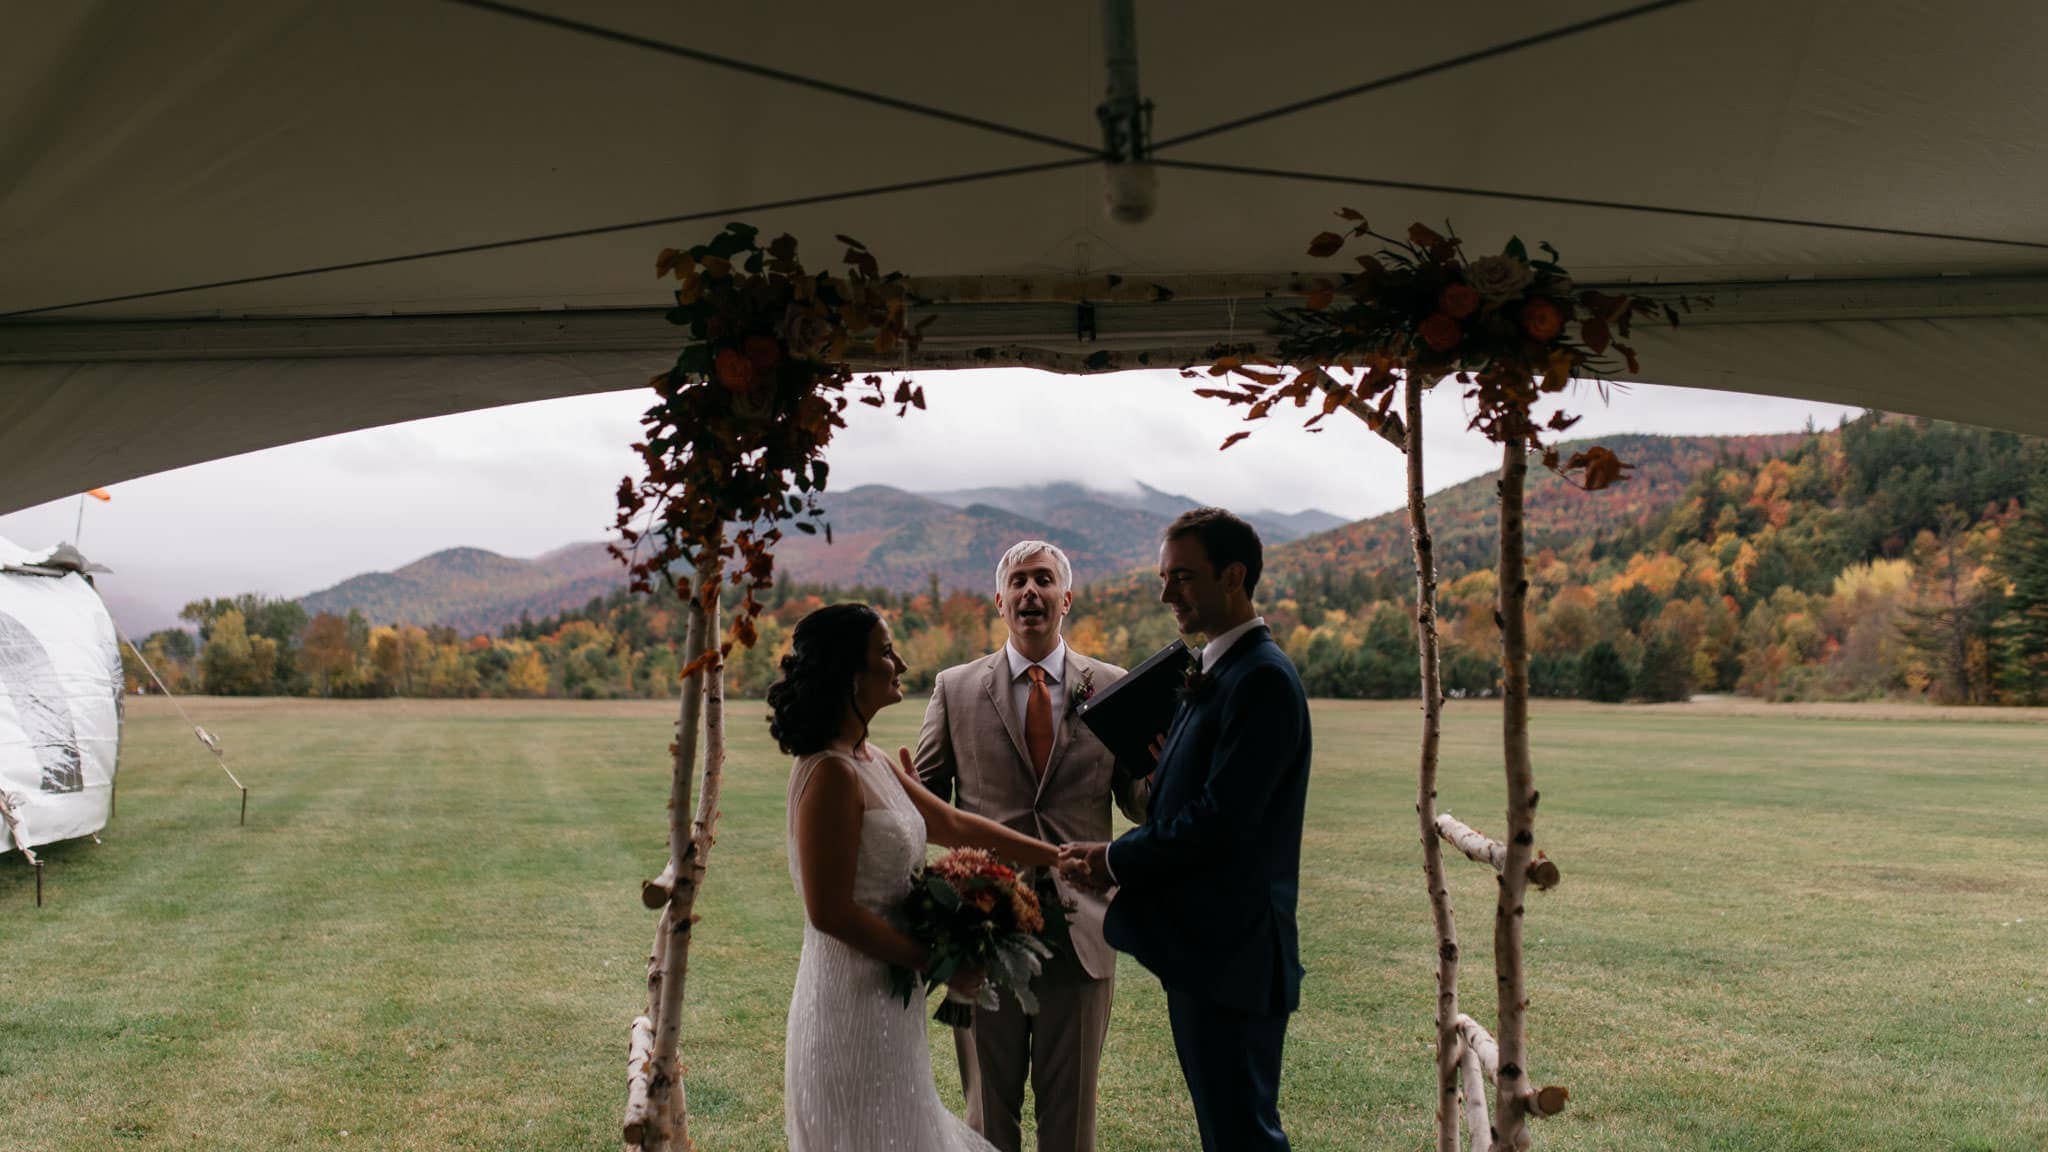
[1103,625,1310,1151]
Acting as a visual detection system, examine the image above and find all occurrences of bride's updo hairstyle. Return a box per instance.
[767,602,884,756]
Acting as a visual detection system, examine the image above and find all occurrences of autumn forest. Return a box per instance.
[128,412,2048,709]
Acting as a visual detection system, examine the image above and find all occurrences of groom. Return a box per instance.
[1060,507,1311,1152]
[916,540,1150,1152]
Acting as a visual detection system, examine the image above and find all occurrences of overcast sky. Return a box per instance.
[0,369,1860,632]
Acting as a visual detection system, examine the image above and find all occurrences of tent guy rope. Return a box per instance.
[122,636,249,825]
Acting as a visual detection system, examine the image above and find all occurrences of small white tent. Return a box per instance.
[0,536,122,858]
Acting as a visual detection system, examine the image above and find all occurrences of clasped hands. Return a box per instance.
[1055,729,1165,892]
[1055,841,1112,891]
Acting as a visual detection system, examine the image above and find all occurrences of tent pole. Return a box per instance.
[1097,0,1156,222]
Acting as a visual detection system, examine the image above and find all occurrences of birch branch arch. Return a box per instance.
[612,214,1676,1150]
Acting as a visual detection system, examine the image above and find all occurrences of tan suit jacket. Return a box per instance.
[915,647,1148,981]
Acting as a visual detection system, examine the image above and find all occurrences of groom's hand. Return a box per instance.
[1057,842,1113,891]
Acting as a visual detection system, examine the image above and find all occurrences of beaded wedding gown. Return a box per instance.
[784,742,997,1151]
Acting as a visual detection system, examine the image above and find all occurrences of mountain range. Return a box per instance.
[298,482,1348,635]
[1261,431,1810,590]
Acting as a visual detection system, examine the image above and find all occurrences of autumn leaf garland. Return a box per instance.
[1200,214,1694,488]
[615,224,928,661]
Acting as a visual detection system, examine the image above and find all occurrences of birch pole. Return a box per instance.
[626,550,719,1152]
[622,1015,655,1147]
[1456,1014,1500,1152]
[1494,440,1540,1149]
[1402,372,1461,1152]
[666,589,729,1151]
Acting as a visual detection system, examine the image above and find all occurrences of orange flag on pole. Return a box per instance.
[86,488,111,501]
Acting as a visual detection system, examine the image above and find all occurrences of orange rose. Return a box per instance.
[1521,298,1565,342]
[713,347,756,393]
[1010,888,1044,934]
[743,335,782,371]
[1438,282,1481,319]
[1418,312,1462,353]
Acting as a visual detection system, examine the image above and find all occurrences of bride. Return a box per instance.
[768,603,1061,1151]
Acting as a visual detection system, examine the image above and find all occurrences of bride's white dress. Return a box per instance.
[784,741,997,1152]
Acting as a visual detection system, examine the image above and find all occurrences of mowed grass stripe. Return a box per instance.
[2,697,2044,1150]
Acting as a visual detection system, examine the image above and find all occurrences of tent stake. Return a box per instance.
[34,860,43,908]
[240,786,248,826]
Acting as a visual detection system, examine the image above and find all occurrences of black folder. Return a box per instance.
[1075,639,1194,768]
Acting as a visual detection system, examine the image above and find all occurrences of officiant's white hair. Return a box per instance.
[995,540,1072,591]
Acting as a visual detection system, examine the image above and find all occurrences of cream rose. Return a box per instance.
[1467,254,1535,302]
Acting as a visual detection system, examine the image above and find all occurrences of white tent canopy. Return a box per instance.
[5,0,2047,515]
[0,537,122,853]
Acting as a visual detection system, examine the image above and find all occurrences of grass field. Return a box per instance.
[3,696,2045,1151]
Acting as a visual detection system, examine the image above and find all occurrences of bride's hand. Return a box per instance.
[947,964,986,1001]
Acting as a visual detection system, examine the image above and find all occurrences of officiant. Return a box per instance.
[914,540,1150,1152]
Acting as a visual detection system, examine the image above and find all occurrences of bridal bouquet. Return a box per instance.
[889,848,1070,1027]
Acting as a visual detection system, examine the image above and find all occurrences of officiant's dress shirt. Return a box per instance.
[1005,638,1069,722]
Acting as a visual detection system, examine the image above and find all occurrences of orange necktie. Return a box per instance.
[1025,665,1054,779]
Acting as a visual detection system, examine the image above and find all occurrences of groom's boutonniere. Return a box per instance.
[1068,667,1096,715]
[1179,658,1212,702]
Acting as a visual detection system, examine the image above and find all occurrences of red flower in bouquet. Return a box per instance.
[930,846,1013,883]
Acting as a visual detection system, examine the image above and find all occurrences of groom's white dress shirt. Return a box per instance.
[1198,616,1267,674]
